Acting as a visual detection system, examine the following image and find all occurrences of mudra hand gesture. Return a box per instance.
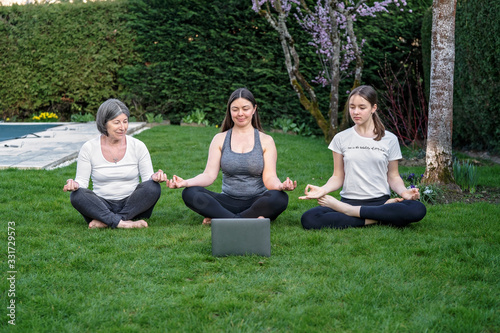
[166,175,188,189]
[151,169,168,183]
[280,177,297,191]
[401,187,420,201]
[63,179,80,192]
[298,184,327,200]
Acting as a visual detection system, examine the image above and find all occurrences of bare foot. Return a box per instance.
[132,220,149,228]
[117,220,148,229]
[318,195,361,217]
[258,216,265,219]
[89,220,108,229]
[202,217,212,226]
[385,197,404,204]
[318,195,344,211]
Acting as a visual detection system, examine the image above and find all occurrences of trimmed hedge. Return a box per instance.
[422,0,500,152]
[356,0,430,92]
[118,0,320,125]
[0,0,138,120]
[0,0,441,141]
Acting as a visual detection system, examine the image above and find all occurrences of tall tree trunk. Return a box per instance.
[423,0,458,186]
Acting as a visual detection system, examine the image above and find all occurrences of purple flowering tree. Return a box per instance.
[252,0,408,141]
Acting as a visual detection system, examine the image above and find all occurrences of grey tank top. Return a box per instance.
[220,128,267,200]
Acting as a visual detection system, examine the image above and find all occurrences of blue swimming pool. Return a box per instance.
[0,123,63,142]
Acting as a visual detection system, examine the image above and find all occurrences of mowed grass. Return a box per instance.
[1,125,499,332]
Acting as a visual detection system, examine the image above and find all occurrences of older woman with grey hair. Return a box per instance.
[63,99,167,228]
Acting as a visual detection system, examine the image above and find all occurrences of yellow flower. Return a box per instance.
[32,112,58,121]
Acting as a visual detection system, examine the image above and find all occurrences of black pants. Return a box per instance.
[70,180,161,228]
[182,186,289,221]
[301,195,427,230]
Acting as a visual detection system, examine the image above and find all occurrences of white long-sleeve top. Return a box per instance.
[74,135,154,200]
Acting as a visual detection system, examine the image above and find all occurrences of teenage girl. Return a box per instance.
[300,85,426,229]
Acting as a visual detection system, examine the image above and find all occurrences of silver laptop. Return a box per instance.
[211,218,271,257]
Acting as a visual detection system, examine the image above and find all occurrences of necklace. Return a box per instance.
[107,145,121,163]
[102,136,124,164]
[110,148,122,163]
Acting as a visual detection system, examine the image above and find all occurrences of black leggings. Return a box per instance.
[301,195,427,230]
[70,180,162,228]
[182,186,289,221]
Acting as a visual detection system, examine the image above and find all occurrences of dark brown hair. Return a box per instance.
[347,85,385,141]
[221,88,263,132]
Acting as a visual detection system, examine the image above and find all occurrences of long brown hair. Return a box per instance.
[347,85,385,141]
[221,88,264,132]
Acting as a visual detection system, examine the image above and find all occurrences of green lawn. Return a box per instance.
[1,125,499,332]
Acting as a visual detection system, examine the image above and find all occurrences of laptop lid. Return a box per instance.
[211,218,271,257]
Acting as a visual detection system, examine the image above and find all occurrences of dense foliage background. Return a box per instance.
[0,1,138,119]
[0,0,429,125]
[118,0,319,126]
[422,0,500,152]
[0,0,497,151]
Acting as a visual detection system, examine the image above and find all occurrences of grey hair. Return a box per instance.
[96,99,130,136]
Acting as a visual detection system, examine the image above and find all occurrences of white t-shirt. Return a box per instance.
[329,127,402,200]
[75,135,154,200]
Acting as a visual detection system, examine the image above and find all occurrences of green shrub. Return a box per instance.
[71,113,95,123]
[0,0,138,120]
[272,117,298,134]
[145,112,163,124]
[182,109,210,126]
[453,160,479,193]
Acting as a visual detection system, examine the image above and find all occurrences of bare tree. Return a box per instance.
[423,0,458,185]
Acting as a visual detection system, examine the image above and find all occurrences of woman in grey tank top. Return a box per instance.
[167,88,297,225]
